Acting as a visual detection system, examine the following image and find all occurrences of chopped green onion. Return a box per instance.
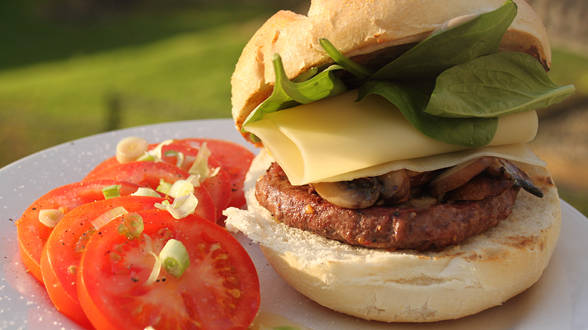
[116,137,148,163]
[92,206,128,230]
[154,194,198,219]
[143,234,161,286]
[131,187,161,198]
[67,265,77,275]
[145,251,161,286]
[147,139,173,162]
[319,38,372,79]
[156,179,172,195]
[159,239,190,278]
[164,150,185,168]
[102,184,121,200]
[188,142,220,185]
[117,213,144,240]
[38,208,64,228]
[136,153,156,162]
[168,179,195,199]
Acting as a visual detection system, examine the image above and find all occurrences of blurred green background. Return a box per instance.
[0,0,587,215]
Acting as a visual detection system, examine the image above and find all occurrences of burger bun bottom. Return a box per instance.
[224,150,561,323]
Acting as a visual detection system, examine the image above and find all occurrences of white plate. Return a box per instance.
[0,119,587,330]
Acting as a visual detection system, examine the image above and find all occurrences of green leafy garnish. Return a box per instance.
[242,54,346,127]
[372,0,517,79]
[319,38,372,79]
[425,52,576,118]
[292,67,318,82]
[358,80,497,147]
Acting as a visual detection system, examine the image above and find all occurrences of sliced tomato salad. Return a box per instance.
[41,196,164,327]
[86,140,233,224]
[17,136,259,328]
[77,209,260,329]
[177,138,255,209]
[83,161,216,223]
[16,180,140,282]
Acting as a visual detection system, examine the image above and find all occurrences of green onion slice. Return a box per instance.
[156,179,172,195]
[117,213,144,240]
[38,208,65,228]
[164,150,185,168]
[154,194,198,219]
[131,187,161,198]
[91,206,128,230]
[159,239,190,278]
[146,251,161,286]
[102,184,121,200]
[168,179,195,199]
[148,139,173,161]
[188,142,220,185]
[136,153,156,162]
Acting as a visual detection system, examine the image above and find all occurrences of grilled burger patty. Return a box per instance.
[255,161,528,251]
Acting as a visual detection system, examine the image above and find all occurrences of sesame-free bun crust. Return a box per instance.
[231,0,551,132]
[224,151,561,322]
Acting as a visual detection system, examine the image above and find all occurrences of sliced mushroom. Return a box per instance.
[312,178,381,209]
[378,170,411,204]
[488,159,543,198]
[408,196,438,209]
[406,170,437,187]
[429,157,494,198]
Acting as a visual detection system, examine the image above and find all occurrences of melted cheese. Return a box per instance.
[246,91,542,185]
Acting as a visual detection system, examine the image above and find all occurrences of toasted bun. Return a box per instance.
[231,0,551,132]
[224,151,561,322]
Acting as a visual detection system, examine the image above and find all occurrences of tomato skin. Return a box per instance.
[177,138,255,209]
[158,141,232,222]
[78,209,260,330]
[86,157,119,178]
[83,160,216,222]
[83,161,189,190]
[85,140,236,223]
[41,196,164,327]
[16,180,139,282]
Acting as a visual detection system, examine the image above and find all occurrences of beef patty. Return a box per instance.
[255,163,521,251]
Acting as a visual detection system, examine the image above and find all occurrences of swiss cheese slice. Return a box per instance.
[245,91,541,185]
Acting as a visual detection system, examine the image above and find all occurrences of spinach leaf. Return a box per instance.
[242,54,346,127]
[358,80,498,147]
[425,52,576,118]
[319,38,373,79]
[372,0,516,80]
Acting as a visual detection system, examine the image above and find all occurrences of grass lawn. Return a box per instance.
[0,3,275,168]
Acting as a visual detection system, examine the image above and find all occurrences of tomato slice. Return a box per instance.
[177,138,255,209]
[77,209,260,329]
[40,196,164,327]
[83,161,216,222]
[85,140,233,222]
[158,141,232,221]
[86,157,119,178]
[16,180,140,282]
[83,161,189,190]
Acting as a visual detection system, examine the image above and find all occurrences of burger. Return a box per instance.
[224,0,574,322]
